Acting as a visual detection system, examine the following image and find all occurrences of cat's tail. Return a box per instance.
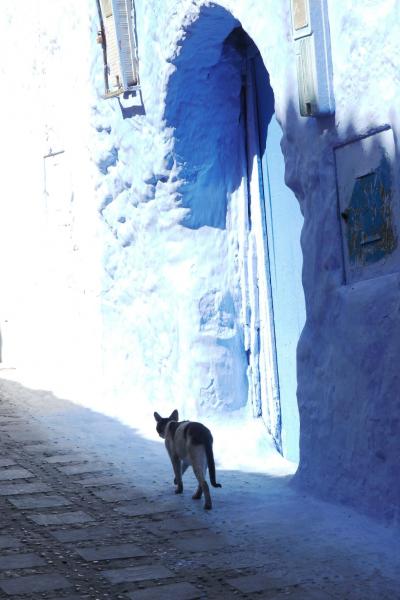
[205,440,222,488]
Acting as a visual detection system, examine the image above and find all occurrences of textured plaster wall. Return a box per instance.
[91,0,400,524]
[92,0,294,418]
[291,0,400,526]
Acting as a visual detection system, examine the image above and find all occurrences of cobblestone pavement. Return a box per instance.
[0,375,398,600]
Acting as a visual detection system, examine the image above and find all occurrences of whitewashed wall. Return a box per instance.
[91,0,400,524]
[91,0,295,417]
[0,1,102,400]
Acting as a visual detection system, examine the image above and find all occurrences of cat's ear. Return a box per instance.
[170,409,179,421]
[154,411,162,423]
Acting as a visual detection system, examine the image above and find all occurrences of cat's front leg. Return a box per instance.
[171,455,183,494]
[174,460,189,484]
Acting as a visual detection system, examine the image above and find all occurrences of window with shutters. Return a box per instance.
[97,0,139,97]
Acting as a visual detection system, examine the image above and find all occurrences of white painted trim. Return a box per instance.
[244,56,282,451]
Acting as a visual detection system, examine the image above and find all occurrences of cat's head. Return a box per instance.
[154,409,179,439]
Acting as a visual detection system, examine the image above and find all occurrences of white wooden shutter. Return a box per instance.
[112,0,138,89]
[100,0,139,94]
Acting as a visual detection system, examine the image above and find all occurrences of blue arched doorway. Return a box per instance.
[164,10,305,462]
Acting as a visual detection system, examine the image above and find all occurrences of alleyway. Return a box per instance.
[0,374,398,600]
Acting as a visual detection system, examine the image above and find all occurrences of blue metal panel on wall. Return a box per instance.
[253,54,306,462]
[335,127,400,284]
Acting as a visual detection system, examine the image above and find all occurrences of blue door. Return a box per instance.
[248,51,306,462]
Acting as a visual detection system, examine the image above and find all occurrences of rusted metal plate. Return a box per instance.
[335,127,400,284]
[346,155,396,265]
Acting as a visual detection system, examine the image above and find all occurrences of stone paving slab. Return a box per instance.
[28,510,95,526]
[91,487,145,502]
[0,552,46,569]
[0,424,20,431]
[0,468,34,480]
[102,564,173,584]
[200,549,269,570]
[0,482,52,495]
[48,596,89,600]
[49,525,120,543]
[23,444,65,454]
[0,573,72,595]
[143,516,208,534]
[7,494,71,509]
[287,588,336,600]
[172,533,227,553]
[75,475,128,486]
[0,536,20,550]
[127,581,202,600]
[75,543,147,561]
[227,572,303,594]
[114,501,181,517]
[44,454,96,464]
[0,459,15,467]
[48,596,90,600]
[57,463,109,475]
[6,431,45,442]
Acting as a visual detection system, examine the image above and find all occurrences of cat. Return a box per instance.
[154,409,221,510]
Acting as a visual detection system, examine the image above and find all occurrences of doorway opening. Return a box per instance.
[164,9,305,462]
[235,28,306,462]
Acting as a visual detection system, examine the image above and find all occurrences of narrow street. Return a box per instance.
[0,374,398,600]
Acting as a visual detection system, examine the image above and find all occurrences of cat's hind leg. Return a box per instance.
[192,485,202,500]
[190,447,212,509]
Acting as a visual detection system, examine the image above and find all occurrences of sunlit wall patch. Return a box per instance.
[335,127,400,284]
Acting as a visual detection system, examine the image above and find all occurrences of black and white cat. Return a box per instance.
[154,409,221,510]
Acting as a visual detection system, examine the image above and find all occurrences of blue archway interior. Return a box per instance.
[164,6,274,230]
